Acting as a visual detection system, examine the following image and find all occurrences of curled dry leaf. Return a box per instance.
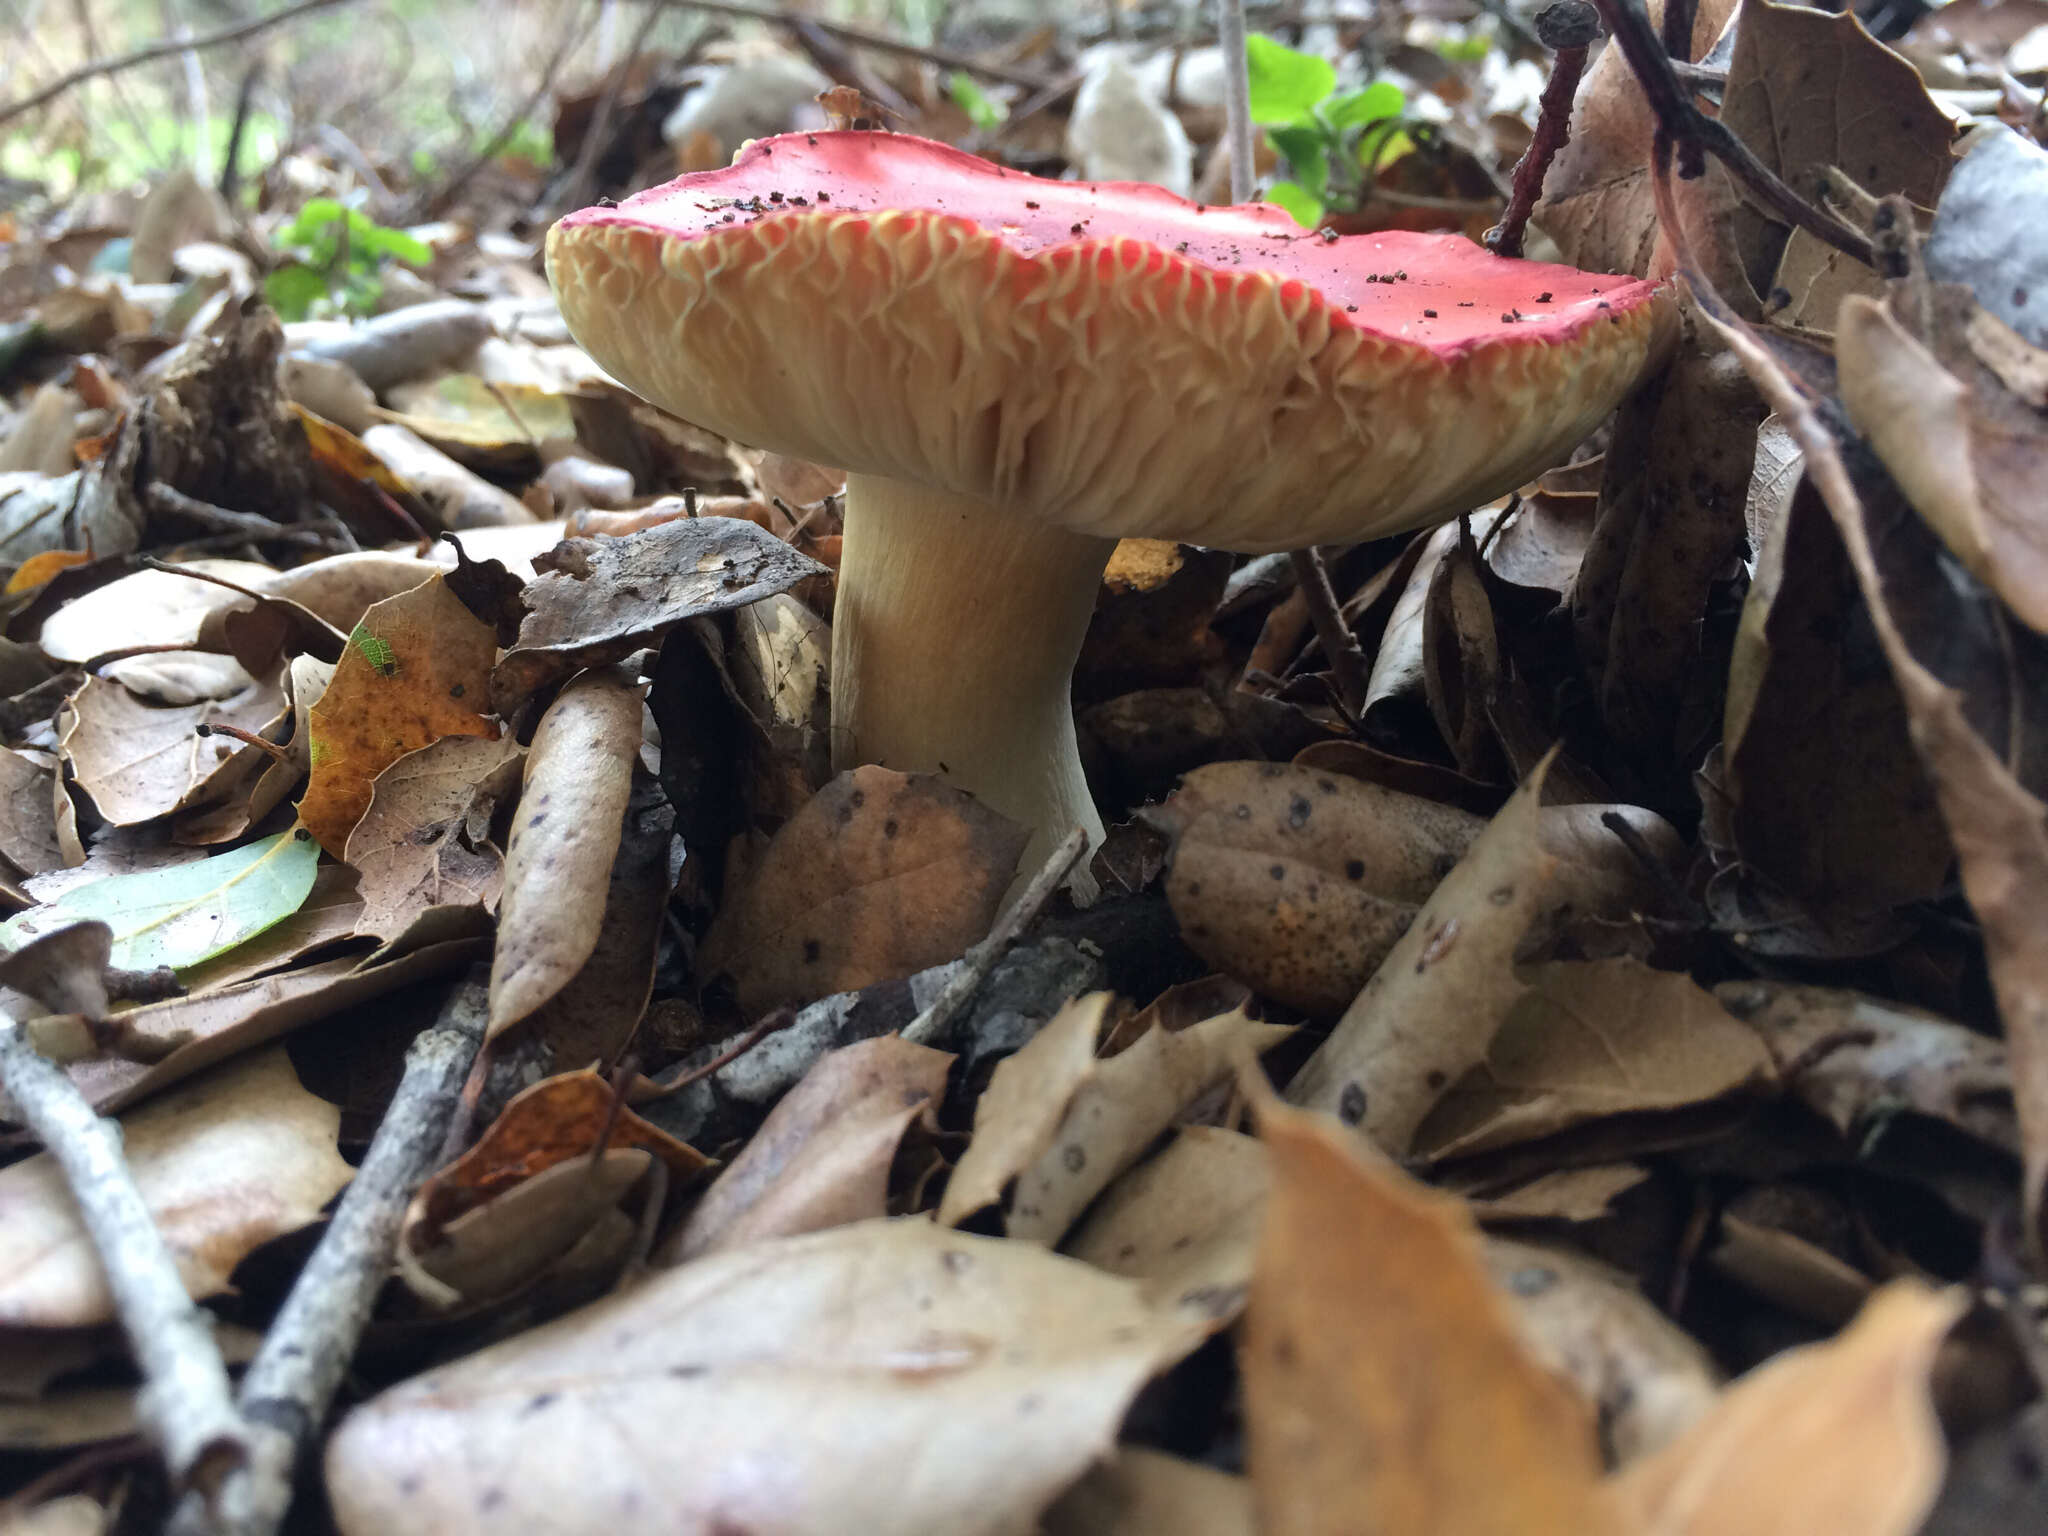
[299,572,499,856]
[1717,978,2017,1155]
[489,515,829,714]
[1150,761,1485,1016]
[1412,957,1777,1160]
[0,747,68,878]
[325,1219,1208,1536]
[662,1034,953,1264]
[1287,760,1557,1153]
[1612,1282,1966,1536]
[701,765,1028,1015]
[1245,1098,1620,1536]
[487,667,643,1040]
[346,734,524,942]
[0,1047,351,1327]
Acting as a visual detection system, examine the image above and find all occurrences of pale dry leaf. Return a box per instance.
[1004,1010,1292,1245]
[60,668,286,826]
[1465,1164,1651,1225]
[664,1034,953,1263]
[702,766,1028,1016]
[1043,1448,1253,1536]
[937,992,1106,1229]
[346,734,524,942]
[1613,1281,1965,1535]
[1413,957,1777,1159]
[487,667,643,1039]
[0,747,66,878]
[0,1494,109,1536]
[0,1047,351,1327]
[35,562,274,665]
[1064,1124,1270,1329]
[1287,760,1557,1153]
[1245,1099,1621,1536]
[325,1218,1207,1536]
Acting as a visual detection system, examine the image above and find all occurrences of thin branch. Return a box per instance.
[1287,548,1373,721]
[0,0,359,130]
[1583,0,1873,266]
[1486,2,1600,259]
[0,1012,247,1501]
[549,0,674,221]
[1215,0,1256,204]
[902,828,1088,1048]
[672,0,1053,89]
[170,971,490,1536]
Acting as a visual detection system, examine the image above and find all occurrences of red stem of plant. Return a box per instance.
[1486,43,1590,260]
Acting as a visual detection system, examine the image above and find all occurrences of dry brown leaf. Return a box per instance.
[34,562,272,666]
[325,1218,1207,1536]
[1413,958,1777,1159]
[180,652,335,848]
[486,666,643,1039]
[1466,1164,1651,1225]
[300,571,499,855]
[409,1147,652,1308]
[346,734,524,942]
[1718,978,2017,1154]
[490,515,828,713]
[1287,760,1557,1153]
[0,747,66,878]
[1613,1282,1965,1535]
[60,667,286,826]
[1150,761,1485,1016]
[937,992,1105,1229]
[1043,1448,1253,1536]
[1064,1124,1270,1329]
[1838,294,2048,634]
[0,1494,109,1536]
[663,1034,953,1263]
[0,1047,351,1327]
[702,765,1028,1015]
[1245,1099,1621,1536]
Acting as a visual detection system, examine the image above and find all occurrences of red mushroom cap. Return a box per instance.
[549,131,1668,549]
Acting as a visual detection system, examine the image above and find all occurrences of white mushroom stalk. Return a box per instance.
[833,473,1112,864]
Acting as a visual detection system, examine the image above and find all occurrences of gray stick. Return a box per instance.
[0,1013,247,1500]
[1215,0,1256,204]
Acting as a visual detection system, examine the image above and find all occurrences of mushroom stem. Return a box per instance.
[832,473,1113,868]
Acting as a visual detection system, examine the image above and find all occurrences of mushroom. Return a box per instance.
[546,131,1671,874]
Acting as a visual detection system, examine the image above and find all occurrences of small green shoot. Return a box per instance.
[266,198,434,321]
[948,72,1008,132]
[1243,34,1413,228]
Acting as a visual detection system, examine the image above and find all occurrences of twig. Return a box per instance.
[1582,0,1873,266]
[672,0,1052,88]
[168,971,490,1536]
[1287,548,1372,722]
[0,0,359,129]
[550,0,674,220]
[1486,2,1601,260]
[902,828,1087,1047]
[1215,0,1256,204]
[0,1011,246,1501]
[145,484,333,546]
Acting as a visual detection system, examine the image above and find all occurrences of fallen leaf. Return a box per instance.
[1466,1164,1651,1225]
[490,515,828,713]
[1413,958,1777,1159]
[325,1219,1207,1536]
[1244,1098,1620,1535]
[299,571,498,856]
[662,1034,953,1263]
[0,828,321,972]
[59,667,286,826]
[0,747,66,878]
[701,766,1028,1015]
[1043,1448,1253,1536]
[1286,760,1557,1153]
[1149,761,1485,1015]
[345,734,523,942]
[1613,1282,1965,1535]
[487,666,643,1039]
[1065,1124,1270,1329]
[0,1047,351,1327]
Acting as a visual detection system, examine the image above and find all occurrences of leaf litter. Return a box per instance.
[0,1,2043,1530]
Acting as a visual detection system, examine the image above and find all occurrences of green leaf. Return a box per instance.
[1326,81,1405,131]
[1245,33,1336,124]
[276,198,347,249]
[1266,125,1332,199]
[948,71,1008,132]
[1,830,322,972]
[1264,181,1325,228]
[264,263,329,322]
[360,224,433,267]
